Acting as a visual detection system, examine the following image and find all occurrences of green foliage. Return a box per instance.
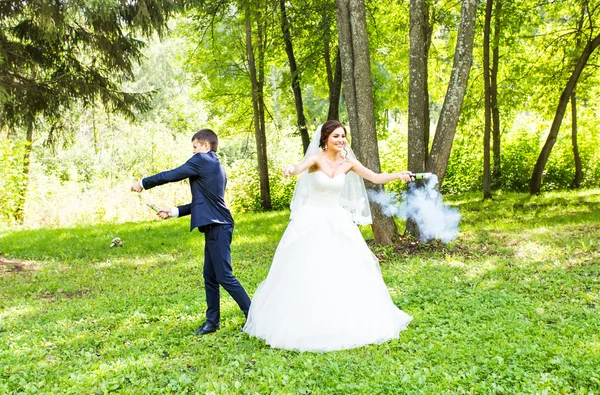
[0,138,27,225]
[378,127,409,196]
[0,0,177,128]
[1,190,600,393]
[440,130,483,195]
[440,110,600,194]
[227,158,297,213]
[3,0,600,226]
[367,0,410,127]
[498,129,541,192]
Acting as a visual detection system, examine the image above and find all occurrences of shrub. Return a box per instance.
[226,158,296,213]
[0,138,28,225]
[500,129,540,192]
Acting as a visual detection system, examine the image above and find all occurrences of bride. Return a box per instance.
[243,120,413,352]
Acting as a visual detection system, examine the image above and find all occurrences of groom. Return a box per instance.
[130,128,251,335]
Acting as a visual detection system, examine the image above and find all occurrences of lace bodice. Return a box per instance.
[305,171,346,208]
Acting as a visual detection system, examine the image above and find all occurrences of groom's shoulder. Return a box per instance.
[188,152,222,168]
[189,151,217,161]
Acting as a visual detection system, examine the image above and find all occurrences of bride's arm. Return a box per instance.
[283,153,319,178]
[349,159,412,184]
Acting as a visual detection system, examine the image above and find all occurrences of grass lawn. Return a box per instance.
[1,189,600,394]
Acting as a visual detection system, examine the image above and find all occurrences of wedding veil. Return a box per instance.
[289,124,372,225]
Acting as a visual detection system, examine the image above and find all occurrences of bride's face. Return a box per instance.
[327,127,347,153]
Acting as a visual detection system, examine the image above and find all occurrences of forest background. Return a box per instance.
[1,0,599,230]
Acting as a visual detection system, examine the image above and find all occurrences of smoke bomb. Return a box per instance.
[367,174,460,243]
[409,172,433,180]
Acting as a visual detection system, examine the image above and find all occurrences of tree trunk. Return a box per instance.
[491,0,502,188]
[408,0,431,174]
[483,0,493,199]
[245,4,272,210]
[326,48,343,121]
[426,0,478,186]
[569,4,586,190]
[570,91,583,189]
[15,121,34,224]
[406,0,432,238]
[92,109,99,154]
[280,0,309,152]
[336,0,399,246]
[423,24,432,154]
[529,33,600,194]
[324,11,343,121]
[335,0,359,135]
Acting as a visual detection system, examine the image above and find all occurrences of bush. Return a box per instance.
[226,158,296,213]
[442,131,483,194]
[500,129,540,192]
[0,138,27,225]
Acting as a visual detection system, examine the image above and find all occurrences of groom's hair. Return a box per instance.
[319,120,347,149]
[192,129,218,151]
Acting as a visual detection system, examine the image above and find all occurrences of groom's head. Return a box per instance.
[192,129,218,154]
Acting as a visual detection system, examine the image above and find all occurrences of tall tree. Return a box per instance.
[279,0,310,152]
[245,1,272,210]
[407,0,432,175]
[570,2,587,190]
[336,0,400,246]
[322,9,343,121]
[529,32,600,194]
[405,0,477,239]
[491,0,502,188]
[425,0,479,185]
[408,0,478,189]
[483,0,494,199]
[0,0,173,222]
[570,90,583,189]
[406,0,432,239]
[325,47,343,121]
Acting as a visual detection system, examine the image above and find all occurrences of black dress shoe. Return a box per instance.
[194,322,220,335]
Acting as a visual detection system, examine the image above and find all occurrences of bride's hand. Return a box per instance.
[283,164,295,178]
[398,170,412,182]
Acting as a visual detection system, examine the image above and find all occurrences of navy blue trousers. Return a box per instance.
[203,223,251,325]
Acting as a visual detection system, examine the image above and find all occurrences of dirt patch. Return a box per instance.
[40,288,90,302]
[367,235,452,258]
[0,252,39,275]
[367,235,506,261]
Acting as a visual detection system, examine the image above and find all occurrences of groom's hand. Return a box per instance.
[157,208,172,220]
[130,181,143,192]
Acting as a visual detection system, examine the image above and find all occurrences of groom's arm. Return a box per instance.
[142,157,200,190]
[175,203,192,218]
[156,203,191,220]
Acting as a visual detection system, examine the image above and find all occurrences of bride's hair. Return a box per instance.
[319,120,347,150]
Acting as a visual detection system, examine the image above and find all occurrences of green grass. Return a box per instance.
[1,189,600,394]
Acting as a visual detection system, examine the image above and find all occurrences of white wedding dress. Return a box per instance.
[243,171,412,352]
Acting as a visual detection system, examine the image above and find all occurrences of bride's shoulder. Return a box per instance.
[309,152,326,162]
[344,157,360,166]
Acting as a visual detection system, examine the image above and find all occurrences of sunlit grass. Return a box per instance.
[1,189,599,393]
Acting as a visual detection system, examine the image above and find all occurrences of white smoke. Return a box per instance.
[367,174,461,243]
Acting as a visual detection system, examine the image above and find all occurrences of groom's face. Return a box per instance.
[192,139,211,154]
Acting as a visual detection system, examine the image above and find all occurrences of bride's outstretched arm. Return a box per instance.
[349,159,412,184]
[283,153,319,178]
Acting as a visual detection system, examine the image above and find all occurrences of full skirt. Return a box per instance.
[243,204,412,352]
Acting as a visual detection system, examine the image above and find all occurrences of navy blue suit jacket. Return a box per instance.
[142,151,234,232]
